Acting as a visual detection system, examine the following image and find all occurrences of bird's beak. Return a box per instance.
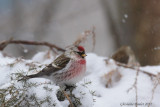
[82,53,87,57]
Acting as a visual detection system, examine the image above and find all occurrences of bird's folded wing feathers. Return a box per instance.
[27,54,70,78]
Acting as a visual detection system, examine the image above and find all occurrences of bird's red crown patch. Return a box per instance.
[78,46,85,52]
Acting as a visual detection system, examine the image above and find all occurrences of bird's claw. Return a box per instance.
[65,85,77,92]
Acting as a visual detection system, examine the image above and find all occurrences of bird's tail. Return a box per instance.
[18,74,39,82]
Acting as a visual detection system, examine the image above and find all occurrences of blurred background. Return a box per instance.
[0,0,160,66]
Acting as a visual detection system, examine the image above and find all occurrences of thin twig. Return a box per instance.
[126,68,139,107]
[148,74,160,107]
[116,61,156,77]
[106,59,160,107]
[91,26,96,51]
[0,39,65,52]
[117,62,153,76]
[105,59,157,77]
[74,27,96,51]
[62,90,74,107]
[135,69,139,107]
[148,82,158,107]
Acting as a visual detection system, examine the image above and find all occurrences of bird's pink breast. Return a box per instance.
[55,59,86,84]
[67,59,86,78]
[79,59,86,64]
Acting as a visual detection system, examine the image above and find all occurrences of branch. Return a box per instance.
[0,39,65,52]
[127,68,140,107]
[115,61,156,77]
[73,27,96,51]
[148,81,158,107]
[106,59,159,107]
[62,90,74,107]
[148,73,160,107]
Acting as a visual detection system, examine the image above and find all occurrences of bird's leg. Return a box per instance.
[66,85,82,106]
[65,85,82,107]
[65,84,77,94]
[57,85,81,107]
[56,86,74,107]
[56,89,65,101]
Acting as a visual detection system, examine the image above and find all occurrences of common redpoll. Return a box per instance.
[111,46,140,66]
[24,45,87,86]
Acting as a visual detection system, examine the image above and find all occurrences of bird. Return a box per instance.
[22,45,87,86]
[111,46,140,66]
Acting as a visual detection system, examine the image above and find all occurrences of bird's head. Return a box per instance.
[75,45,87,58]
[66,45,87,58]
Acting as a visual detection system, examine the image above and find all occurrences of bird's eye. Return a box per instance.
[77,52,82,55]
[76,51,86,58]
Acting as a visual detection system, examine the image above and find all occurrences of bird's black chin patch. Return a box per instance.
[77,51,86,58]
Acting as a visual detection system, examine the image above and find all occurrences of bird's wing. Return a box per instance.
[27,54,70,78]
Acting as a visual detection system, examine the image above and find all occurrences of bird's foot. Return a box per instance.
[68,94,82,107]
[65,84,77,93]
[57,84,76,101]
[57,85,80,107]
[56,89,75,107]
[56,90,65,101]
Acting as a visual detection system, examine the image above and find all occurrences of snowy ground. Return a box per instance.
[0,51,160,107]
